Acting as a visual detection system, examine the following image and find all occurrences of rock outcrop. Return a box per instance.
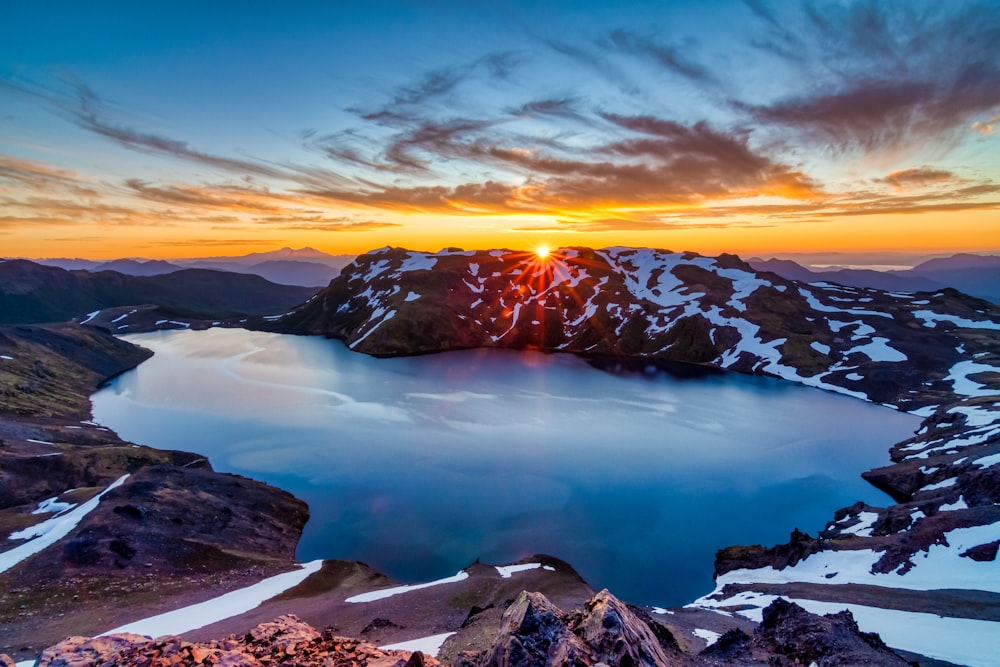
[452,589,909,666]
[23,614,438,667]
[699,598,910,666]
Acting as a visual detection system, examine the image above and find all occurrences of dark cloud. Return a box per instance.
[605,29,713,83]
[739,2,1000,153]
[383,118,496,171]
[347,64,477,126]
[298,113,821,216]
[352,53,516,126]
[299,179,520,213]
[742,73,1000,153]
[509,98,583,120]
[478,51,523,80]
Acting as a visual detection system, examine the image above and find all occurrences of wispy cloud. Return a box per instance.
[604,29,714,84]
[0,155,99,198]
[738,2,1000,156]
[878,167,957,190]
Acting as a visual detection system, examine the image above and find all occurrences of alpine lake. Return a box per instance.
[91,328,920,606]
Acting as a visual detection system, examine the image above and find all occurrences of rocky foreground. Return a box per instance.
[21,590,914,667]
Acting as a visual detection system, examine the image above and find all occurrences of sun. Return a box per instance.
[534,244,550,259]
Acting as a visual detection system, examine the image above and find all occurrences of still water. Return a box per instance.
[92,328,919,605]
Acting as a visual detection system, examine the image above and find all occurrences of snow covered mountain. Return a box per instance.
[274,245,1000,662]
[279,246,995,405]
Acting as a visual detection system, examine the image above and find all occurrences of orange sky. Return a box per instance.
[2,2,998,263]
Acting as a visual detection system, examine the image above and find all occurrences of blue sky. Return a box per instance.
[1,1,998,259]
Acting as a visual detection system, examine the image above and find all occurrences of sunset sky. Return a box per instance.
[1,1,998,262]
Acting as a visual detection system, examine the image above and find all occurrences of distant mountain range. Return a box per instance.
[0,260,318,325]
[28,247,355,288]
[749,252,1000,303]
[22,249,999,300]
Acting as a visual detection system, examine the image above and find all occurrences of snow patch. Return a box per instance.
[349,310,396,349]
[101,560,323,638]
[1,475,129,573]
[692,628,722,646]
[972,452,1000,469]
[913,310,1000,331]
[380,632,455,657]
[848,337,907,363]
[841,512,879,537]
[31,495,76,515]
[947,360,998,398]
[923,477,957,490]
[398,252,437,273]
[704,522,1000,594]
[346,571,469,603]
[495,563,543,578]
[404,291,421,302]
[939,497,969,511]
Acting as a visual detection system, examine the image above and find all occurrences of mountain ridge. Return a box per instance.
[0,260,317,325]
[749,252,1000,304]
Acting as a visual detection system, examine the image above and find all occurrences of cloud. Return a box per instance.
[508,98,583,120]
[267,220,402,232]
[0,155,99,197]
[878,167,956,190]
[539,35,642,96]
[737,2,1000,155]
[73,87,291,179]
[140,238,285,248]
[382,118,497,171]
[1,76,306,182]
[742,75,1000,153]
[478,51,523,81]
[122,179,289,213]
[972,113,1000,135]
[604,29,714,83]
[519,216,776,233]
